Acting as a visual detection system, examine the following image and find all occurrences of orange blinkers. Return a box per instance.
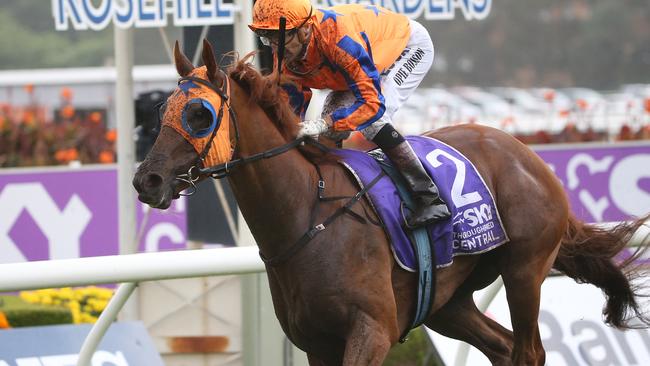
[162,66,232,168]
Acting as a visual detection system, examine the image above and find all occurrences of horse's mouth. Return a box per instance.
[138,181,185,209]
[138,190,173,209]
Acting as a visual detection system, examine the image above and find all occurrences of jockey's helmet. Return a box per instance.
[248,0,313,32]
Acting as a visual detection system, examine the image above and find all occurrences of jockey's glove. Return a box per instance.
[297,118,331,139]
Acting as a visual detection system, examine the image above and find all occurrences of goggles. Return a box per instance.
[255,29,298,47]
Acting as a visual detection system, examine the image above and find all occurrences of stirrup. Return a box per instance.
[400,201,450,229]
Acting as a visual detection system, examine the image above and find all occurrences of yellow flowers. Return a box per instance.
[19,287,114,324]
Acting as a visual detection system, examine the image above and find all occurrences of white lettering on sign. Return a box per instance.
[462,203,492,227]
[145,223,184,252]
[140,198,186,252]
[609,154,650,217]
[564,152,650,221]
[566,153,614,190]
[566,153,614,221]
[52,0,234,31]
[1,351,129,366]
[0,183,92,264]
[315,0,491,21]
[540,310,650,366]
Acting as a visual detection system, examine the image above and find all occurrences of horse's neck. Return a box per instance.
[227,81,316,255]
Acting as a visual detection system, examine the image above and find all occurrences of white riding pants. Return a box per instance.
[321,19,434,140]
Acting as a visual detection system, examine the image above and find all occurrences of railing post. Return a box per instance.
[77,282,138,366]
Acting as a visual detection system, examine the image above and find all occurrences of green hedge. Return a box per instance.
[0,295,72,327]
[384,327,444,366]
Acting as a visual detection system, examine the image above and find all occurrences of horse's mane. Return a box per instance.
[227,53,300,141]
[227,53,338,163]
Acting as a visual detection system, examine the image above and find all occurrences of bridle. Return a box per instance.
[168,69,383,267]
[172,70,320,195]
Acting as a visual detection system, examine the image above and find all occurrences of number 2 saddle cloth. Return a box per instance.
[335,136,510,272]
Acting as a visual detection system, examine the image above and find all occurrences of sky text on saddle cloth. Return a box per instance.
[280,4,412,132]
[162,66,232,167]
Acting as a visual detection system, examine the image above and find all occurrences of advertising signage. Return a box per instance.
[534,142,650,223]
[0,322,163,365]
[52,0,236,31]
[430,277,650,365]
[315,0,491,20]
[52,0,491,31]
[0,165,186,265]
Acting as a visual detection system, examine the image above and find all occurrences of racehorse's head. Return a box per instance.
[133,40,233,209]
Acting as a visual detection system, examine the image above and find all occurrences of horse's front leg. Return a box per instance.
[342,311,393,366]
[307,354,336,366]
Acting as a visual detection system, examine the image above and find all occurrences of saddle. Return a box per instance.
[335,136,509,337]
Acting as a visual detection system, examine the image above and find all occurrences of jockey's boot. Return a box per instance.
[382,140,451,228]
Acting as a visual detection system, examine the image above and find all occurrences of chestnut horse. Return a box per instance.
[133,40,650,365]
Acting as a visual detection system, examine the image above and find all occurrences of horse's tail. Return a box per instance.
[553,214,650,329]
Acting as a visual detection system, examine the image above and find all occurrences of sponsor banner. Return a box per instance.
[52,0,235,31]
[53,0,491,31]
[0,165,186,264]
[0,321,163,365]
[315,0,491,21]
[534,142,650,223]
[428,277,650,366]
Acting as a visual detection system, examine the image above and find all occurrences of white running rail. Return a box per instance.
[0,246,265,366]
[0,246,264,292]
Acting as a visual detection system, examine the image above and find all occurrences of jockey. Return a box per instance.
[249,0,450,228]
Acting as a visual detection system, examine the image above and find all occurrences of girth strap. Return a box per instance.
[376,157,436,342]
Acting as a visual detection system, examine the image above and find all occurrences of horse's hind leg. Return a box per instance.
[426,291,514,365]
[500,240,560,366]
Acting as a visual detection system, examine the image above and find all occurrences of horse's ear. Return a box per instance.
[201,39,223,87]
[174,40,194,77]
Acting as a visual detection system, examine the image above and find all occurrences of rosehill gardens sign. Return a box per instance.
[52,0,491,31]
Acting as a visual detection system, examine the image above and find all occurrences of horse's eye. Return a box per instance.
[183,102,216,137]
[187,105,212,130]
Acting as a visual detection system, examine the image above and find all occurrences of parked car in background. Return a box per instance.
[621,84,650,99]
[450,86,516,127]
[528,88,574,133]
[601,92,645,134]
[422,88,482,128]
[489,87,547,115]
[393,93,430,135]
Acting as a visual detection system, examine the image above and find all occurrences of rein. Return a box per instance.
[198,136,310,179]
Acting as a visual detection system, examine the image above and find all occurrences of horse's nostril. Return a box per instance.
[143,173,164,190]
